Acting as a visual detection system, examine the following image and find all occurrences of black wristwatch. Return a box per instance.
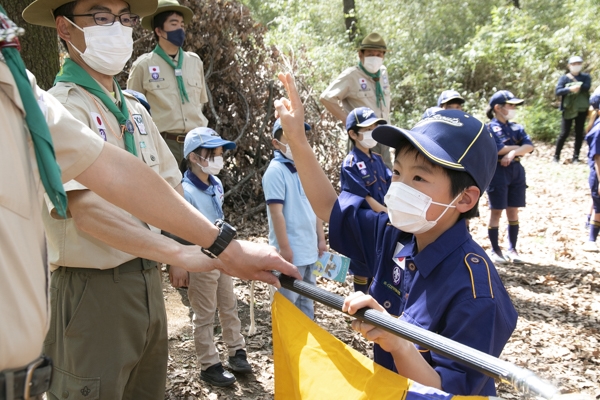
[201,219,237,259]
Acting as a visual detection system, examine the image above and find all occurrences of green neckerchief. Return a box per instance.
[0,5,68,217]
[54,58,137,156]
[358,61,386,109]
[153,45,189,104]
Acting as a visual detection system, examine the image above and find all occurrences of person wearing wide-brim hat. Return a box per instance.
[22,0,188,399]
[128,0,211,165]
[553,55,592,163]
[320,32,393,170]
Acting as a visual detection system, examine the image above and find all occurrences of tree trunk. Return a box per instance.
[3,0,59,90]
[343,0,358,43]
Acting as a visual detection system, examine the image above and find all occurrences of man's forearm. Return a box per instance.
[68,189,214,272]
[75,143,219,248]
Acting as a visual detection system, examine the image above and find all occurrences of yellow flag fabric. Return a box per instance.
[271,292,491,400]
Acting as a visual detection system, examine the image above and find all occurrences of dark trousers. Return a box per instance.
[555,111,588,160]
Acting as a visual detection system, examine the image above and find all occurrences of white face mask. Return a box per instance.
[569,65,582,74]
[196,155,224,175]
[384,182,461,234]
[363,56,383,74]
[358,130,377,149]
[276,140,294,161]
[66,18,133,76]
[503,108,517,121]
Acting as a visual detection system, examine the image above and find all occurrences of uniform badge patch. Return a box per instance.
[383,75,389,86]
[392,265,402,285]
[492,125,502,132]
[356,161,367,176]
[149,66,160,80]
[392,242,405,270]
[91,112,107,141]
[359,78,367,91]
[132,114,147,134]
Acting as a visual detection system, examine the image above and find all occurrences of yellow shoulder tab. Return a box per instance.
[463,253,494,299]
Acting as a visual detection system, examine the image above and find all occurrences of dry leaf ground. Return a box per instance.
[163,142,599,399]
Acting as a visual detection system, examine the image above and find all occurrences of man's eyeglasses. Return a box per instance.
[66,12,140,27]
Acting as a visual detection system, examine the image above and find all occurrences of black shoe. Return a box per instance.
[572,157,580,164]
[200,363,236,387]
[552,155,559,163]
[228,349,253,374]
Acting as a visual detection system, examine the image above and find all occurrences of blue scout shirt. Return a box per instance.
[488,118,533,154]
[262,151,318,266]
[340,148,391,277]
[329,191,518,396]
[340,148,391,203]
[585,118,600,194]
[182,169,224,223]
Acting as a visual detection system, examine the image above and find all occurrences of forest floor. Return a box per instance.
[163,142,600,400]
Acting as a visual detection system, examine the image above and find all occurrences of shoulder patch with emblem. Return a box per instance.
[132,114,147,135]
[356,161,368,176]
[91,112,107,141]
[358,78,367,91]
[492,125,502,132]
[149,66,160,81]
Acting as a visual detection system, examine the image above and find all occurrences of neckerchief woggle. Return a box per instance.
[153,44,189,104]
[55,58,137,156]
[0,5,68,217]
[358,61,386,110]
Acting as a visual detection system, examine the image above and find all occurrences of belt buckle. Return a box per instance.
[23,357,44,400]
[176,135,186,144]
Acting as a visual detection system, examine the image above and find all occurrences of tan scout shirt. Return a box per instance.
[0,63,104,370]
[320,65,391,122]
[43,80,182,271]
[127,50,208,134]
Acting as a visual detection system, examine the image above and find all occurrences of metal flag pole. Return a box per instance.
[275,273,559,400]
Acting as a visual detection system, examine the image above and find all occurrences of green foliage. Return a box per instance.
[241,0,600,142]
[519,100,562,142]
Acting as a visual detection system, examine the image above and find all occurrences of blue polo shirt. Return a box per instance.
[262,151,318,266]
[586,118,600,196]
[341,148,391,203]
[329,191,518,396]
[182,170,224,223]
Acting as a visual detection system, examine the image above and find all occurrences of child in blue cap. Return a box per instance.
[172,127,252,386]
[262,118,327,319]
[485,90,534,264]
[275,73,517,396]
[422,90,465,119]
[583,90,600,252]
[341,107,390,292]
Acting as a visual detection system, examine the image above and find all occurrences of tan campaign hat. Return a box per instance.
[23,0,158,28]
[141,0,193,31]
[359,32,387,52]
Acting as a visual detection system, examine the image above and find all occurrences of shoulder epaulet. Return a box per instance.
[186,51,201,60]
[463,253,494,299]
[131,52,152,67]
[370,151,382,158]
[343,153,355,167]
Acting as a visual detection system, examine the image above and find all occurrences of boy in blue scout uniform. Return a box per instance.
[422,90,465,119]
[174,128,253,386]
[583,92,600,252]
[274,73,517,395]
[485,91,534,264]
[262,119,327,319]
[341,106,390,292]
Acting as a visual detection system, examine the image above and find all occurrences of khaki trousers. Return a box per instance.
[188,270,246,370]
[44,262,167,400]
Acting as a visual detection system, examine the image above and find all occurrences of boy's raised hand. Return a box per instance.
[275,73,307,144]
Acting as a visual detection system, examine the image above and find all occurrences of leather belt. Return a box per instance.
[161,132,186,144]
[58,258,157,275]
[0,356,52,400]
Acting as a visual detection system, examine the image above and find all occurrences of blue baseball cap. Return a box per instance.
[345,107,387,131]
[272,118,311,137]
[590,92,600,110]
[489,90,524,109]
[422,106,442,120]
[372,110,497,192]
[437,90,465,107]
[183,127,236,159]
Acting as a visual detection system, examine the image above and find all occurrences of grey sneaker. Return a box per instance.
[228,349,253,374]
[490,250,508,264]
[582,241,599,252]
[506,249,524,264]
[200,363,236,387]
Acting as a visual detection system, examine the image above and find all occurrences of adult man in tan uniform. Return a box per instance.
[1,8,298,400]
[127,0,208,164]
[20,0,297,398]
[320,32,393,169]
